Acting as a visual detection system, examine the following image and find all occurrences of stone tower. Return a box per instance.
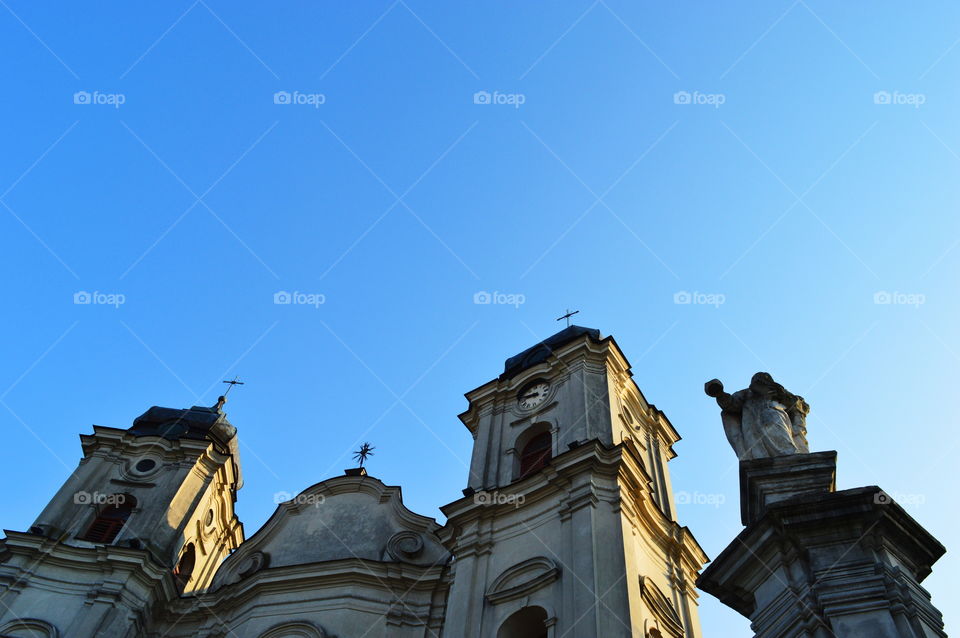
[0,400,243,637]
[440,326,707,638]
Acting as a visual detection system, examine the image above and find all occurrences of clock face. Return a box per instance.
[518,381,550,410]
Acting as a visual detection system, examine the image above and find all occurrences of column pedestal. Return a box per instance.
[698,452,947,638]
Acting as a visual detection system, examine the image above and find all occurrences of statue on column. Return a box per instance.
[704,372,810,461]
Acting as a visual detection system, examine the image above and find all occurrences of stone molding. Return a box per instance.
[485,556,560,605]
[739,451,837,525]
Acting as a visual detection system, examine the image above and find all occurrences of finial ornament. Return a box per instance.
[353,442,375,468]
[705,372,810,461]
[556,308,579,327]
[222,376,244,395]
[214,377,244,412]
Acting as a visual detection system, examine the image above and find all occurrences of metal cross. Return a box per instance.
[222,376,245,396]
[556,309,579,327]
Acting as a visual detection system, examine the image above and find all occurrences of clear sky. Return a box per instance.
[1,1,958,635]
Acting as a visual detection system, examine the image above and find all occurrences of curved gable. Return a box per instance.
[211,475,448,589]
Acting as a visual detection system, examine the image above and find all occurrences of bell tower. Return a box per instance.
[0,399,244,636]
[440,326,707,638]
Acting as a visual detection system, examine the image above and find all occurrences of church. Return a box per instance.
[0,326,947,637]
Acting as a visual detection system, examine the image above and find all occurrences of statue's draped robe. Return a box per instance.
[722,390,801,460]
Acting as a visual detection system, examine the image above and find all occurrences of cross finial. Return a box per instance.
[215,376,244,411]
[556,308,579,327]
[222,376,244,396]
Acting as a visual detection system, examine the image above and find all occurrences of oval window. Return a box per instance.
[135,459,156,473]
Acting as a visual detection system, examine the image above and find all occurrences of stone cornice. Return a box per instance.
[166,558,449,621]
[82,426,211,455]
[0,531,177,601]
[439,439,618,526]
[439,439,708,578]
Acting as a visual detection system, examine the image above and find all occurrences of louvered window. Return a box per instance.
[80,495,136,543]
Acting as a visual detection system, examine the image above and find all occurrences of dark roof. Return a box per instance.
[128,404,234,447]
[501,325,601,380]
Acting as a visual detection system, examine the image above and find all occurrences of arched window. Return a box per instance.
[0,618,58,638]
[519,431,552,479]
[259,621,327,638]
[80,494,136,543]
[498,606,548,638]
[173,543,196,593]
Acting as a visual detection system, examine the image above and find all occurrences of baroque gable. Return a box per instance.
[211,474,449,589]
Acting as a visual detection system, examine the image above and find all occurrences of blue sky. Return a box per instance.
[1,1,958,634]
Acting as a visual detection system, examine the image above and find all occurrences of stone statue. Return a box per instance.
[704,373,810,460]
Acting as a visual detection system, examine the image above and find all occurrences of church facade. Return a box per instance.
[0,327,720,636]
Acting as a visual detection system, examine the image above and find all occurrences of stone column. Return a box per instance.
[697,451,947,638]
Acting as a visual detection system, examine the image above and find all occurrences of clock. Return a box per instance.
[518,380,551,410]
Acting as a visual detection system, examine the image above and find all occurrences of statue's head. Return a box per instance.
[749,372,777,394]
